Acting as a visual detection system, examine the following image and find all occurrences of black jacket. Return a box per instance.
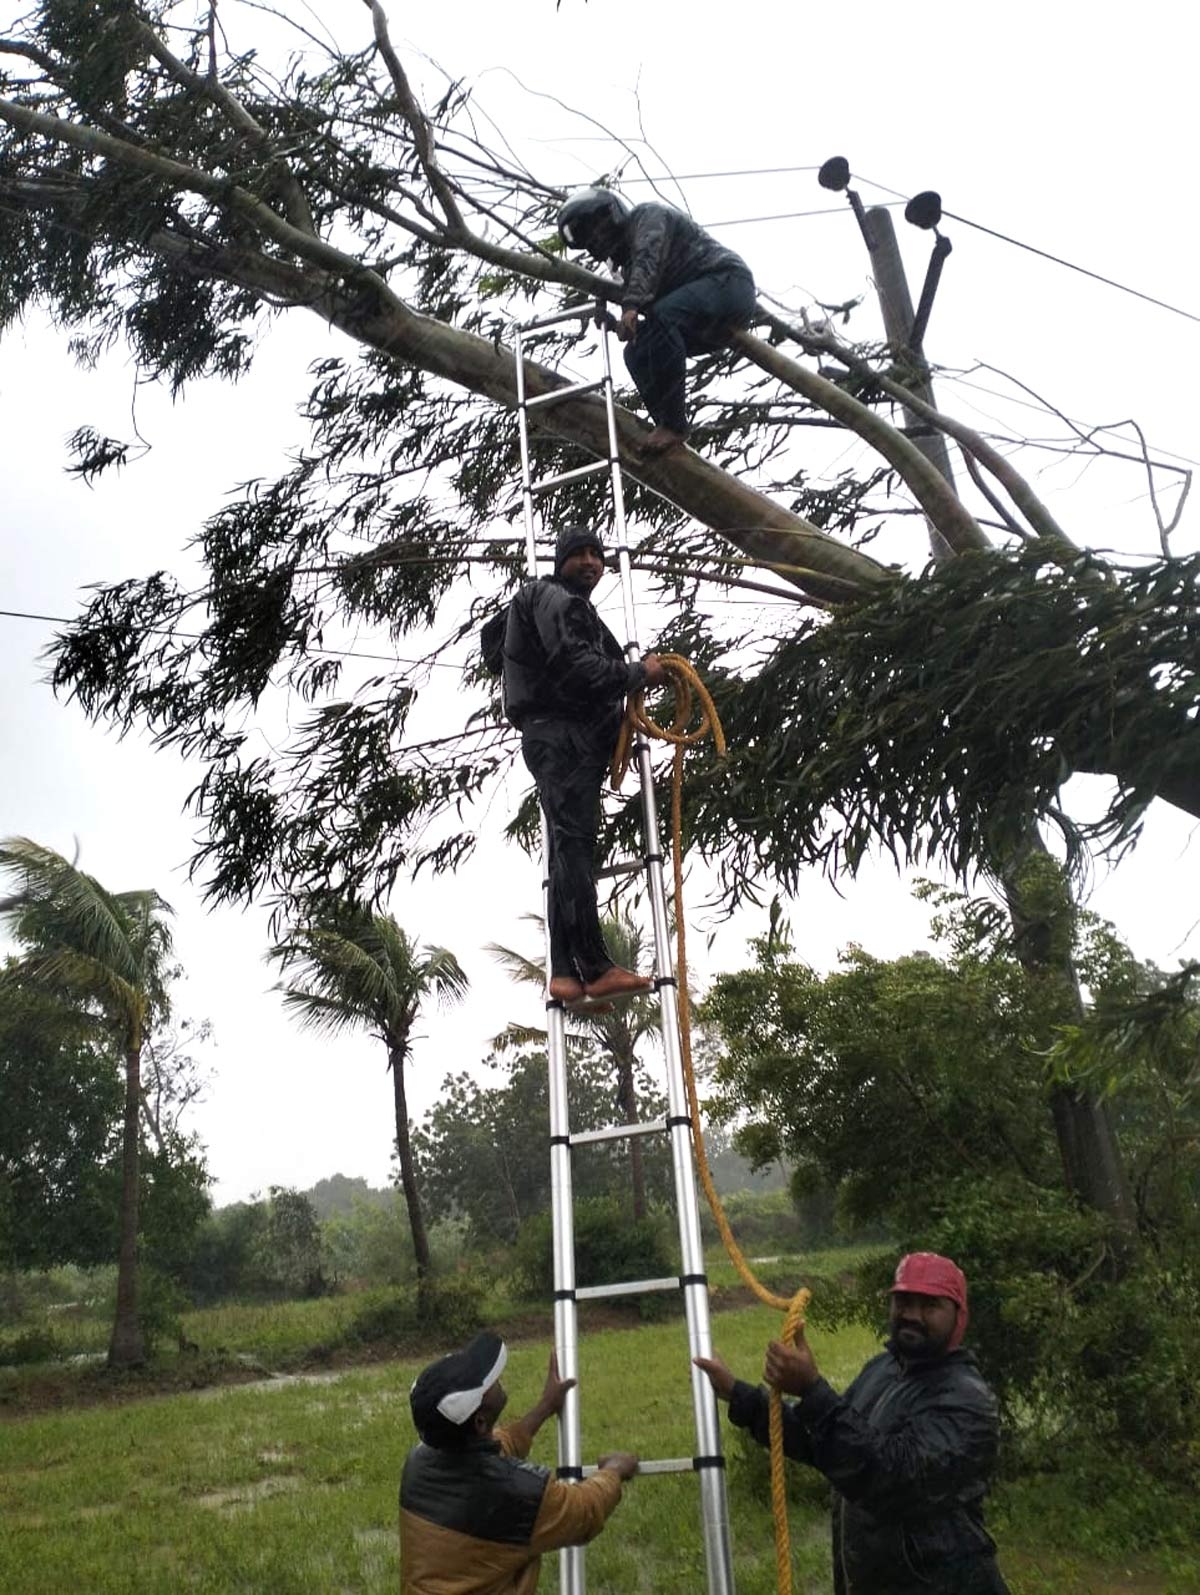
[729,1346,1009,1595]
[614,202,752,310]
[502,577,644,732]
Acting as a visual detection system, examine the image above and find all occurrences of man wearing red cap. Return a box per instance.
[696,1252,1010,1594]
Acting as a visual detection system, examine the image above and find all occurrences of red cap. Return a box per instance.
[890,1253,969,1349]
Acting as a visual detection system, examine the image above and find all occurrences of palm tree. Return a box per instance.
[489,913,661,1221]
[0,837,173,1369]
[270,909,468,1280]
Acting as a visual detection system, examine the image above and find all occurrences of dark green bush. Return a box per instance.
[345,1272,486,1348]
[135,1267,190,1353]
[838,1176,1200,1483]
[698,1188,807,1253]
[417,1273,487,1340]
[345,1290,420,1346]
[514,1197,676,1307]
[0,1327,63,1366]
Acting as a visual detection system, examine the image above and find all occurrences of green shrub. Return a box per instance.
[345,1290,420,1346]
[417,1272,487,1340]
[344,1272,486,1348]
[840,1176,1200,1483]
[136,1267,190,1353]
[0,1328,64,1366]
[514,1198,676,1308]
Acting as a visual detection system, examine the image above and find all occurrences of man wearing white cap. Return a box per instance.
[400,1330,637,1593]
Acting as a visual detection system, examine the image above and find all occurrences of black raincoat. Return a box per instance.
[502,576,645,982]
[613,202,750,310]
[729,1346,1010,1594]
[502,575,643,731]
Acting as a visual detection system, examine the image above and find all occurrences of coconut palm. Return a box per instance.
[489,913,661,1221]
[270,909,468,1279]
[0,837,173,1368]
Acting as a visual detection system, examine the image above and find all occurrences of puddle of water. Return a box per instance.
[194,1369,348,1401]
[192,1475,301,1512]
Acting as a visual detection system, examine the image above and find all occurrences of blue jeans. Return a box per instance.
[624,268,756,434]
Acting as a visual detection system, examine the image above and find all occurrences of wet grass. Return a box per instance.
[2,1306,1195,1593]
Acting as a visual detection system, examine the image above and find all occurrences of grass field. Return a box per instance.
[3,1307,1196,1594]
[2,1244,875,1375]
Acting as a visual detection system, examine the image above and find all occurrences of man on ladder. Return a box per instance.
[503,523,665,1007]
[509,310,737,1594]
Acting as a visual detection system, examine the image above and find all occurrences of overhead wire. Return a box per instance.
[0,606,465,670]
[853,174,1200,328]
[545,158,1200,324]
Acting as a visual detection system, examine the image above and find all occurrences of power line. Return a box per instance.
[571,160,1200,326]
[701,202,901,230]
[620,164,822,185]
[0,607,464,670]
[854,175,1200,328]
[943,211,1200,327]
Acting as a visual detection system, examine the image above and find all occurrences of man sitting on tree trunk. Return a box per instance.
[557,187,757,455]
[502,524,663,1007]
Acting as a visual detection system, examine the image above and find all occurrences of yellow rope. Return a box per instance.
[612,654,812,1595]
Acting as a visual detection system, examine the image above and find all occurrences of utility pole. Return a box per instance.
[817,159,956,557]
[861,205,955,557]
[817,159,1141,1258]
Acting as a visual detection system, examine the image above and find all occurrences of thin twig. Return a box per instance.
[362,0,463,231]
[135,15,316,234]
[961,449,1031,542]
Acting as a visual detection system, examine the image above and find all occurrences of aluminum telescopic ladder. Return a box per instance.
[511,309,736,1595]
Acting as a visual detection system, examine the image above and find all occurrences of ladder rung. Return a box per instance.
[576,1276,678,1301]
[519,306,593,333]
[595,858,642,880]
[582,1458,694,1478]
[525,378,606,411]
[572,1117,668,1148]
[530,461,609,494]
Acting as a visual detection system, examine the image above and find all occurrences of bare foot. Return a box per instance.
[640,426,688,456]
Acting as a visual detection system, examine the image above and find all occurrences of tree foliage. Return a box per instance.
[0,836,179,1366]
[0,972,122,1271]
[413,1045,670,1246]
[702,898,1200,1473]
[0,0,1194,925]
[270,903,467,1278]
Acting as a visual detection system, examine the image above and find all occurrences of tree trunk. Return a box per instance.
[614,1046,647,1223]
[107,1044,145,1369]
[1001,846,1138,1260]
[389,1039,432,1280]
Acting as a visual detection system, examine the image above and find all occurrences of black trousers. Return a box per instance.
[521,717,616,983]
[624,267,757,434]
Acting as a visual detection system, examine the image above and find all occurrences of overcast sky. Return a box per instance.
[2,0,1198,1204]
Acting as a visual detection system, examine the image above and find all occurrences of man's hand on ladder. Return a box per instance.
[693,1354,736,1402]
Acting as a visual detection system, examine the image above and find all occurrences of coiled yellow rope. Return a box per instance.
[612,654,812,1595]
